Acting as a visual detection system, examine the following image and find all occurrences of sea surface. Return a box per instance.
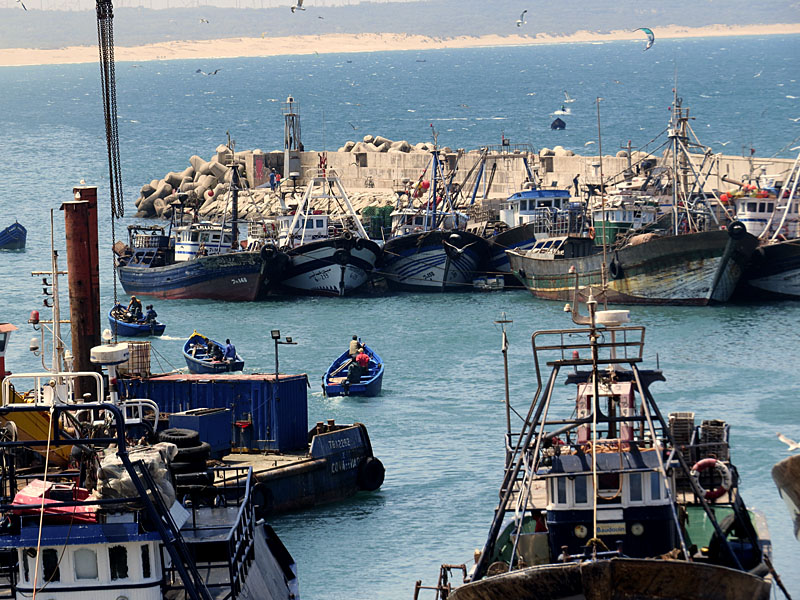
[1,35,799,598]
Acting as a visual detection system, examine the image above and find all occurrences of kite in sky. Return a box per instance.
[635,27,655,51]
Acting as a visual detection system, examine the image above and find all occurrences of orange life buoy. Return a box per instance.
[690,458,732,500]
[588,226,595,240]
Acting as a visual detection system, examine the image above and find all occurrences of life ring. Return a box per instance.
[690,458,732,500]
[588,227,595,240]
[727,221,747,240]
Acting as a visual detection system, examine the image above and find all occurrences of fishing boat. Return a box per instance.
[506,96,759,305]
[726,151,800,299]
[108,303,166,337]
[416,283,777,600]
[184,331,244,374]
[323,344,385,397]
[0,221,26,250]
[275,163,382,296]
[772,453,800,542]
[380,150,490,292]
[0,347,299,600]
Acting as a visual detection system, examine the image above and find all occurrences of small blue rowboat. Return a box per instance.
[108,304,166,337]
[323,345,384,397]
[184,331,244,375]
[0,221,26,251]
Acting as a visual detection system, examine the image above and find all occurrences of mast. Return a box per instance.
[596,97,608,290]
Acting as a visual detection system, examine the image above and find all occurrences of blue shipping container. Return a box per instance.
[119,373,309,452]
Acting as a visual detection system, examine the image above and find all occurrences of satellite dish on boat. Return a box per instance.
[595,310,630,326]
[90,343,130,366]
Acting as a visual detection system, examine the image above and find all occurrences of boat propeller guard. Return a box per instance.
[690,457,732,500]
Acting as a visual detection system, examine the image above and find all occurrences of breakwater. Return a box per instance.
[135,135,797,220]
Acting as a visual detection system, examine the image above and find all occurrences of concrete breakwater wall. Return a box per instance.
[135,135,795,221]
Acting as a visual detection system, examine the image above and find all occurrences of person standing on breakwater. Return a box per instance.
[573,173,580,197]
[269,168,277,192]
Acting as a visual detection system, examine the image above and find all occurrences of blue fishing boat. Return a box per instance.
[184,331,244,374]
[0,221,26,250]
[323,344,384,397]
[108,303,166,337]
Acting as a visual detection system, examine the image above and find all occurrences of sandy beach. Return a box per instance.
[0,23,798,67]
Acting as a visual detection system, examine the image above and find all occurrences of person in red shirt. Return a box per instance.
[355,349,370,370]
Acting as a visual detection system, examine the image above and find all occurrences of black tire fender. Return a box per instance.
[158,428,200,448]
[609,258,623,280]
[170,459,208,475]
[728,220,747,240]
[175,471,214,486]
[354,237,366,251]
[176,441,211,462]
[357,456,385,491]
[251,482,275,517]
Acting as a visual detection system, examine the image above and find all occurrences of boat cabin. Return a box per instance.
[544,447,677,559]
[523,236,595,260]
[733,195,799,239]
[499,189,573,228]
[390,207,468,236]
[173,222,235,261]
[590,197,659,246]
[277,212,331,247]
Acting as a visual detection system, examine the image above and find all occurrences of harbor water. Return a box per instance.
[1,35,800,598]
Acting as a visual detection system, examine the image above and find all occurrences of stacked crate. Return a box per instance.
[118,340,151,378]
[669,412,695,492]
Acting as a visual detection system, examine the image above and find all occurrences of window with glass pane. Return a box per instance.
[316,220,324,228]
[629,473,643,502]
[557,477,567,504]
[42,549,60,582]
[74,548,99,580]
[650,472,661,500]
[574,476,588,504]
[141,545,151,579]
[109,545,129,580]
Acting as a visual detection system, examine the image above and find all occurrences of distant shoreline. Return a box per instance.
[1,23,799,67]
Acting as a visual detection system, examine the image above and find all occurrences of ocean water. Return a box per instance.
[1,35,799,598]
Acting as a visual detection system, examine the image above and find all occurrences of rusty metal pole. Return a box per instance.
[62,191,101,400]
[75,186,100,311]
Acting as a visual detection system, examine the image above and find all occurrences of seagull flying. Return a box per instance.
[714,141,731,146]
[584,141,596,146]
[564,90,575,103]
[789,117,800,122]
[348,122,357,130]
[777,432,800,451]
[199,18,209,23]
[196,68,221,76]
[753,70,762,78]
[16,0,26,10]
[634,27,655,51]
[516,9,527,27]
[290,0,305,12]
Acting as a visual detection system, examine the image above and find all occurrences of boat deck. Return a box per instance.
[219,450,315,476]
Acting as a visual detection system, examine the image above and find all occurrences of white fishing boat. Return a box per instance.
[276,164,381,296]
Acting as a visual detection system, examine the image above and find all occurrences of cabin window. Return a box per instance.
[74,548,99,580]
[316,219,324,228]
[191,232,199,242]
[211,234,220,241]
[520,200,528,211]
[747,202,757,212]
[223,235,232,244]
[758,202,766,213]
[109,545,129,580]
[141,545,151,579]
[42,549,60,582]
[650,472,662,500]
[597,472,620,496]
[415,217,424,226]
[556,477,567,504]
[767,203,774,212]
[628,473,643,503]
[22,549,31,582]
[305,220,314,229]
[574,475,588,504]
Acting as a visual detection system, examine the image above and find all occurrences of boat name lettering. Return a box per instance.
[421,271,435,281]
[310,269,331,282]
[330,457,360,474]
[327,437,352,449]
[595,522,626,536]
[230,277,248,285]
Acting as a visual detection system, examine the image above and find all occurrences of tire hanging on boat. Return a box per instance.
[609,257,623,280]
[357,456,385,491]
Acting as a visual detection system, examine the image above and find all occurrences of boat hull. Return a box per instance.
[380,230,490,292]
[736,238,800,299]
[489,224,546,275]
[183,334,244,374]
[108,310,165,337]
[507,230,758,305]
[0,222,26,251]
[280,237,381,296]
[772,453,800,542]
[323,345,384,397]
[449,558,771,600]
[117,251,264,301]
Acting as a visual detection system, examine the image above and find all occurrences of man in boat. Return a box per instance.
[140,304,157,324]
[127,296,142,320]
[209,342,224,362]
[224,338,237,364]
[348,335,362,358]
[355,348,370,372]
